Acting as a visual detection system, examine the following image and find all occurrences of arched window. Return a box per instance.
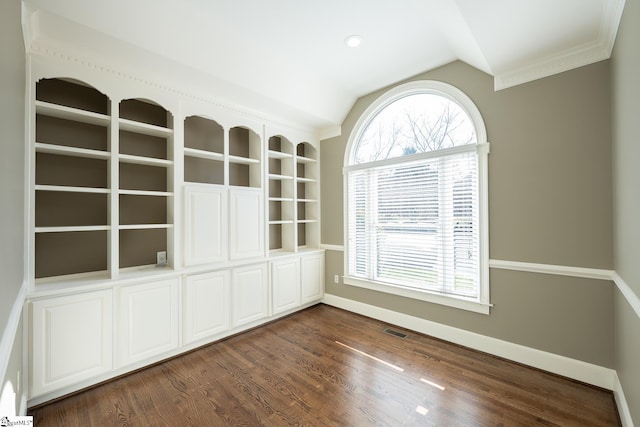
[344,81,490,314]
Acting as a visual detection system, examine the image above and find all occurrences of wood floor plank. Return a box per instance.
[29,304,620,426]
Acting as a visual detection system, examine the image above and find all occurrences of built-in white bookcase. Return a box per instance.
[183,115,225,185]
[266,136,320,253]
[268,135,295,252]
[33,78,174,281]
[295,142,319,249]
[27,69,323,407]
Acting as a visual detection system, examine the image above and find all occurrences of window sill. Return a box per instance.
[343,276,491,315]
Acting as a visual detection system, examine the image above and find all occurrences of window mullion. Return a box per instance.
[369,169,378,282]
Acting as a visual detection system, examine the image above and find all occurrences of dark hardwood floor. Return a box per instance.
[29,304,620,426]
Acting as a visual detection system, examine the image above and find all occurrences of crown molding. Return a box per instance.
[494,0,625,90]
[318,125,342,141]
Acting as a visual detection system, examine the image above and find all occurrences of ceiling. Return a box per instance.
[22,0,624,134]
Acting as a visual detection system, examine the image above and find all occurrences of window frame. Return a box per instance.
[343,80,491,314]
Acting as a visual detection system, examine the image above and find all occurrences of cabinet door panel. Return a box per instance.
[31,290,113,396]
[118,278,179,367]
[232,263,268,326]
[301,253,324,303]
[229,188,264,259]
[271,258,300,314]
[184,185,226,265]
[184,270,230,344]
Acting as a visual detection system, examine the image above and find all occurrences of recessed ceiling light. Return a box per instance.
[344,35,362,48]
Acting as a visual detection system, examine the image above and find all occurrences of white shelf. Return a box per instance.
[35,225,110,233]
[296,177,317,183]
[268,173,293,181]
[228,155,260,165]
[297,219,318,224]
[269,220,294,225]
[269,197,294,202]
[35,101,110,127]
[119,224,173,230]
[298,198,318,203]
[35,142,110,160]
[296,155,317,164]
[268,150,293,159]
[119,154,173,167]
[119,118,173,138]
[35,185,110,194]
[118,189,173,197]
[184,147,224,161]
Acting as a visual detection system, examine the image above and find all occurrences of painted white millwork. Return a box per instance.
[229,188,264,260]
[271,257,301,314]
[31,290,113,396]
[184,185,227,266]
[117,279,180,367]
[301,253,325,304]
[183,270,230,345]
[232,263,269,327]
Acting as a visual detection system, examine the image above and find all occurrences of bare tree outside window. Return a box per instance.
[354,94,476,163]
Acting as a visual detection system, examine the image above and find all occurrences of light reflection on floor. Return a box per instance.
[334,340,405,372]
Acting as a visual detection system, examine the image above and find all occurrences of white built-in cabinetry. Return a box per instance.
[232,263,269,327]
[26,70,324,406]
[271,257,301,314]
[117,278,180,367]
[183,270,230,344]
[183,185,227,265]
[31,290,113,397]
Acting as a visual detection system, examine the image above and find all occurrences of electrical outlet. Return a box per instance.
[334,274,339,284]
[156,251,167,266]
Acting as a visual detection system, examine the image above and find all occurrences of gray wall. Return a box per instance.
[321,60,614,367]
[611,0,640,423]
[0,0,26,415]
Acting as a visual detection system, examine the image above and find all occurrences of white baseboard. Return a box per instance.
[321,294,616,390]
[614,373,634,427]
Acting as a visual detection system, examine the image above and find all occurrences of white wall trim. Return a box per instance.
[319,244,344,252]
[614,372,634,427]
[321,294,616,390]
[494,0,625,91]
[489,259,614,281]
[494,41,609,91]
[318,125,341,141]
[612,272,640,321]
[490,259,640,323]
[0,281,27,405]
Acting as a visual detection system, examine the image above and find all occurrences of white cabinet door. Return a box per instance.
[184,185,227,266]
[31,290,113,397]
[271,258,300,314]
[232,263,268,327]
[183,270,230,345]
[118,278,180,367]
[301,253,324,303]
[229,188,264,260]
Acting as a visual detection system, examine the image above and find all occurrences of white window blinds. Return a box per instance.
[347,146,480,298]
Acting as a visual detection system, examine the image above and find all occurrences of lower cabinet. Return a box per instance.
[28,252,323,402]
[183,270,230,345]
[31,289,113,397]
[271,257,301,314]
[301,252,325,303]
[270,252,325,315]
[232,263,269,327]
[117,278,180,367]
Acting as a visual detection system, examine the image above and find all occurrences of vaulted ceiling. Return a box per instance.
[23,0,624,134]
